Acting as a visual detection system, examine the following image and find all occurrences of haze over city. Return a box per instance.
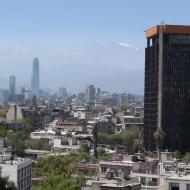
[1,1,190,190]
[0,0,189,94]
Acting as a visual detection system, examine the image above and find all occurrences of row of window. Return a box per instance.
[17,177,31,190]
[170,182,190,190]
[169,35,190,45]
[18,165,32,181]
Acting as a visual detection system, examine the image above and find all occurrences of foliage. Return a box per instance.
[97,129,139,153]
[32,175,84,190]
[33,155,77,177]
[0,167,17,190]
[97,148,112,161]
[65,133,72,138]
[7,132,26,157]
[76,151,91,163]
[153,128,165,146]
[118,105,128,112]
[0,126,9,137]
[25,139,51,151]
[28,109,43,130]
[43,116,52,125]
[148,181,158,186]
[80,144,89,153]
[92,123,98,158]
[32,155,84,190]
[153,128,165,160]
[173,150,182,160]
[0,123,31,157]
[0,108,6,119]
[182,152,190,163]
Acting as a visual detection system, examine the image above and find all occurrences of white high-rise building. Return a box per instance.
[31,58,39,98]
[9,75,16,100]
[85,85,95,104]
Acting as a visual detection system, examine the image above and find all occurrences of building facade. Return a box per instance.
[31,57,39,98]
[0,158,32,190]
[85,85,96,104]
[9,75,16,101]
[144,24,190,152]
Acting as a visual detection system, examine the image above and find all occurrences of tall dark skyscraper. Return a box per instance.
[9,75,16,100]
[31,57,40,98]
[144,24,190,152]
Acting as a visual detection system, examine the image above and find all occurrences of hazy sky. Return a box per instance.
[0,0,189,94]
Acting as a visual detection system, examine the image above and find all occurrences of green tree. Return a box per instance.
[0,109,6,119]
[153,127,165,160]
[32,175,84,190]
[118,105,128,112]
[25,139,51,151]
[7,132,26,157]
[43,116,52,125]
[80,144,89,153]
[182,152,190,163]
[97,129,139,154]
[32,155,85,190]
[0,167,17,190]
[28,109,43,130]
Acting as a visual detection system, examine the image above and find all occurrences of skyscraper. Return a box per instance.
[31,57,40,98]
[144,24,190,152]
[9,75,16,101]
[58,87,68,99]
[85,85,96,104]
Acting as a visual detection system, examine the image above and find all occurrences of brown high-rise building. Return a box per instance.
[144,24,190,152]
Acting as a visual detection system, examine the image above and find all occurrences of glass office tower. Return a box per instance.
[31,57,39,98]
[144,24,190,152]
[9,75,16,101]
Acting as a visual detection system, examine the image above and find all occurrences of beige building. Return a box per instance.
[6,104,23,121]
[159,175,190,190]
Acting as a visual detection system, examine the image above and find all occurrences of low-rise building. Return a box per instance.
[122,116,143,132]
[31,129,55,140]
[73,107,86,120]
[53,135,92,152]
[53,136,80,152]
[82,178,141,190]
[55,120,87,133]
[99,161,133,179]
[160,175,190,190]
[6,104,23,121]
[0,158,32,190]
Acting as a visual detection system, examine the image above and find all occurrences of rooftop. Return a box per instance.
[166,174,190,181]
[0,158,32,166]
[145,24,190,38]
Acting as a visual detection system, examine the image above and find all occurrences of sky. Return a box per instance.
[0,0,190,94]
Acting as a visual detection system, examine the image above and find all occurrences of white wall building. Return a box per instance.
[6,104,23,121]
[0,158,32,190]
[53,136,80,152]
[31,129,55,140]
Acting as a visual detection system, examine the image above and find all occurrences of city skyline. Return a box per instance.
[1,2,190,190]
[0,1,189,93]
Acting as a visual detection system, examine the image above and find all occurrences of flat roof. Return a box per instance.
[166,174,190,181]
[100,183,140,187]
[145,24,190,38]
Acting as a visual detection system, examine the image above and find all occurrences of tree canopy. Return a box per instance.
[97,129,139,154]
[32,155,84,190]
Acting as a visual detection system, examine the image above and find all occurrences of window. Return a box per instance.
[170,182,179,190]
[187,184,190,190]
[21,169,23,178]
[17,171,20,181]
